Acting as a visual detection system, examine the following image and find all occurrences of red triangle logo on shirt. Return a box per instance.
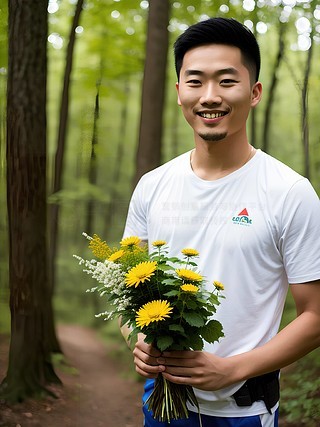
[238,208,249,216]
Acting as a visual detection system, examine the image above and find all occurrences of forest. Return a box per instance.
[0,0,320,426]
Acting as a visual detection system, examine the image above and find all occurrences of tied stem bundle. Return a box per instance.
[146,374,201,424]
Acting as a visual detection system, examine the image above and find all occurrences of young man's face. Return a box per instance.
[176,44,262,144]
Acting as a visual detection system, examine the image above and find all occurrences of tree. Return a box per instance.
[2,0,61,401]
[49,0,85,293]
[133,0,170,186]
[262,22,286,153]
[301,24,314,180]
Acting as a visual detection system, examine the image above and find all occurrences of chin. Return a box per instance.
[199,132,228,142]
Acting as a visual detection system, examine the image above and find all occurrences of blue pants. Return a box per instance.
[143,379,279,427]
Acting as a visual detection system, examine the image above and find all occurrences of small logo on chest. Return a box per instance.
[232,208,252,226]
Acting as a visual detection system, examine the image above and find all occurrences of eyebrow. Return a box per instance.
[184,67,239,78]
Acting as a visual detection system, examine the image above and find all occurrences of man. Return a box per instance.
[123,17,320,427]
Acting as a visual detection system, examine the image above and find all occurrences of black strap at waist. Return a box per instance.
[232,370,280,414]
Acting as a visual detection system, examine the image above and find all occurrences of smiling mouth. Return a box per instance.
[198,112,227,119]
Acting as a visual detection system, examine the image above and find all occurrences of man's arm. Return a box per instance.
[140,280,320,391]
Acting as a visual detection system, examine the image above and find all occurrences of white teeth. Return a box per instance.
[200,112,225,119]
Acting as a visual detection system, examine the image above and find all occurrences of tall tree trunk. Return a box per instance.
[133,0,170,186]
[85,81,102,321]
[49,0,84,296]
[262,23,286,153]
[85,81,100,235]
[103,81,130,240]
[301,35,313,180]
[2,0,61,402]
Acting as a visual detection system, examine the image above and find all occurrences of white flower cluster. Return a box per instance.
[73,254,131,319]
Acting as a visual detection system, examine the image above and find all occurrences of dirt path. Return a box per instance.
[0,325,144,427]
[0,326,305,427]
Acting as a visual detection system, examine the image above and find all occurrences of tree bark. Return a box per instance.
[262,23,286,153]
[3,0,60,402]
[85,81,100,235]
[133,0,170,186]
[49,0,84,295]
[103,81,130,240]
[301,33,313,180]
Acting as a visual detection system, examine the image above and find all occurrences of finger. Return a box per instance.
[156,356,196,368]
[162,350,197,359]
[133,351,156,367]
[134,355,165,376]
[135,341,162,358]
[162,372,191,385]
[163,365,193,376]
[135,364,159,379]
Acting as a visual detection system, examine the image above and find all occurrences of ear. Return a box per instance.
[175,82,182,106]
[251,81,262,108]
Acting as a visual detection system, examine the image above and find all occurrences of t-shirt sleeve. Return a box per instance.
[122,179,148,241]
[279,178,320,284]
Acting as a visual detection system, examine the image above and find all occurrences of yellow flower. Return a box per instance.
[89,234,111,260]
[108,249,125,262]
[136,300,173,328]
[214,281,224,291]
[181,248,199,257]
[176,269,203,282]
[125,261,157,287]
[120,236,141,247]
[152,240,167,247]
[180,284,199,293]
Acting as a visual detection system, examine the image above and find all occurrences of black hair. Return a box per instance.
[174,17,261,82]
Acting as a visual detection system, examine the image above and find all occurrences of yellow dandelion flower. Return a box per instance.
[214,281,224,291]
[120,236,141,248]
[181,248,199,257]
[125,261,157,287]
[176,269,203,282]
[108,249,125,262]
[180,283,199,293]
[89,234,111,260]
[152,240,167,247]
[136,300,173,328]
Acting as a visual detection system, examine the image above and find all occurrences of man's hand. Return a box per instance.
[156,350,235,391]
[133,334,163,378]
[133,335,236,389]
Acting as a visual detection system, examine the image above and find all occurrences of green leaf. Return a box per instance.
[208,293,220,305]
[167,257,181,264]
[189,334,204,351]
[164,290,180,297]
[156,335,174,352]
[162,278,177,285]
[201,319,224,343]
[157,264,174,271]
[169,324,185,334]
[185,300,198,310]
[188,261,198,267]
[182,311,205,327]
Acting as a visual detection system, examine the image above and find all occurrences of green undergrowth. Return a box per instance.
[280,350,320,426]
[279,291,320,426]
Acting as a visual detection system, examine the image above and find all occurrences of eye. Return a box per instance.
[220,79,238,86]
[186,79,201,86]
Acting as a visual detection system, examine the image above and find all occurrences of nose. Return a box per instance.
[199,83,222,105]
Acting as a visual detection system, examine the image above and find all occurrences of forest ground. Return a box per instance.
[0,324,303,427]
[0,325,143,427]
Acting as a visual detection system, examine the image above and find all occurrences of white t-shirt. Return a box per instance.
[123,149,320,417]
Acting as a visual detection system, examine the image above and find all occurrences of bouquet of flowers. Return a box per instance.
[74,233,224,424]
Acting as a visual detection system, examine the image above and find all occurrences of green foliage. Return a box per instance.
[280,352,320,426]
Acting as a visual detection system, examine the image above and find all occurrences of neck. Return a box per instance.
[191,137,255,181]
